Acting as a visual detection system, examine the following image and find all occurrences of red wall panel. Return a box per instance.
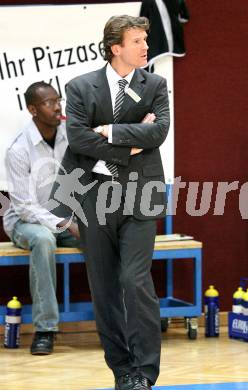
[173,0,248,309]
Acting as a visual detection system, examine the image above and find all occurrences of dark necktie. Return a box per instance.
[106,79,128,177]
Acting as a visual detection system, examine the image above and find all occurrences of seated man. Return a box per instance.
[3,81,79,355]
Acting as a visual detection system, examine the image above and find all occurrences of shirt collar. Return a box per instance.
[27,119,67,146]
[106,63,135,87]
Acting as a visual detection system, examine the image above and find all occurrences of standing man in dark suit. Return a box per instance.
[55,15,170,390]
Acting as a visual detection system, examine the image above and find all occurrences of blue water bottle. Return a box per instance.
[204,285,219,337]
[4,296,22,348]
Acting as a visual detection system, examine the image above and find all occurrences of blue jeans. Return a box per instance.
[12,220,80,332]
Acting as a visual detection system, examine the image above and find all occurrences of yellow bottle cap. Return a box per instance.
[242,288,248,301]
[205,285,219,297]
[7,296,22,309]
[233,287,244,299]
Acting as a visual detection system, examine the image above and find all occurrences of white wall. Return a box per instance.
[0,2,173,189]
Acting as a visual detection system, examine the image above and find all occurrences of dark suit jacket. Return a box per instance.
[52,65,170,221]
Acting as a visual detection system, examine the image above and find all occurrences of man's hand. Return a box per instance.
[101,125,109,137]
[67,221,80,239]
[57,219,80,239]
[93,125,108,137]
[142,113,156,123]
[130,148,143,155]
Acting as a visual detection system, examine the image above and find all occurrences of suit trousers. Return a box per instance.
[77,180,161,384]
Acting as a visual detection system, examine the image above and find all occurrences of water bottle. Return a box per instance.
[242,288,248,316]
[232,287,244,314]
[4,296,22,348]
[204,285,219,337]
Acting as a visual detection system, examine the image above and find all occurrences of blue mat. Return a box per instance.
[155,383,248,390]
[98,383,248,390]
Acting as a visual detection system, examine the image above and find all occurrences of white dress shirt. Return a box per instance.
[3,120,67,238]
[92,63,135,175]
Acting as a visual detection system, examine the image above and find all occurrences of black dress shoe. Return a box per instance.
[132,376,152,390]
[30,331,55,355]
[115,374,133,390]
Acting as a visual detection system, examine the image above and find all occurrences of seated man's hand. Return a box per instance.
[67,221,80,239]
[57,219,80,239]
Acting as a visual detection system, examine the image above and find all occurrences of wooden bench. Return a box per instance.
[0,237,202,336]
